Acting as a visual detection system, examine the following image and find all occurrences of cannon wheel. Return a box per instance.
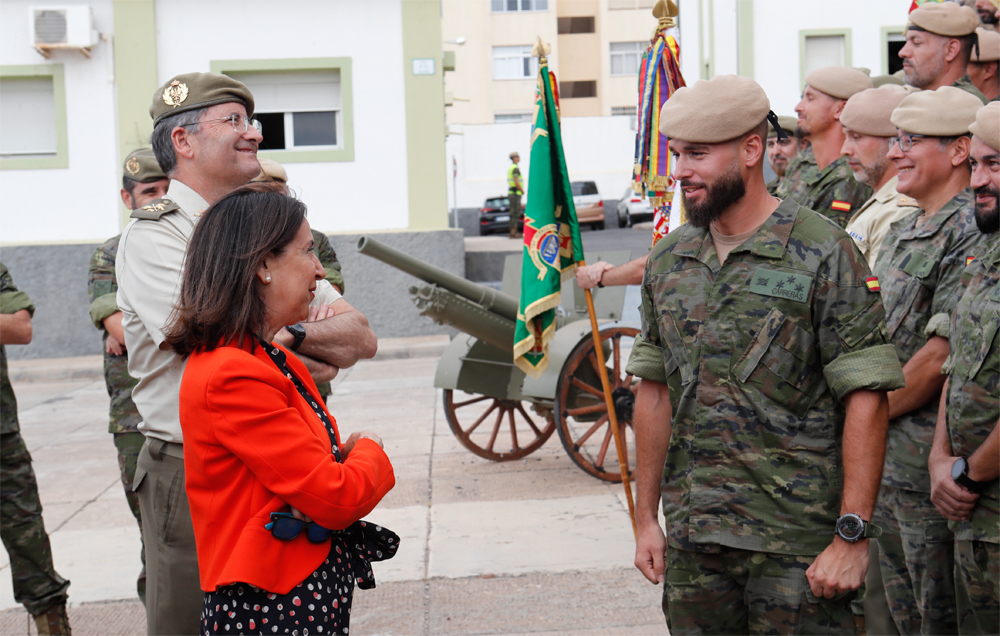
[554,327,639,482]
[442,390,556,461]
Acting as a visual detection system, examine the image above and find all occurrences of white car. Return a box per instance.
[571,181,605,230]
[616,187,655,228]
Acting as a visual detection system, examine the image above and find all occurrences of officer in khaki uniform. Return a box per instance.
[628,74,905,634]
[900,1,989,103]
[87,148,169,605]
[871,86,988,634]
[1,263,71,635]
[841,86,920,270]
[777,67,874,227]
[929,101,1000,636]
[765,115,799,196]
[968,27,1000,101]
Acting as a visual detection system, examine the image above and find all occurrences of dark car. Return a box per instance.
[479,195,523,236]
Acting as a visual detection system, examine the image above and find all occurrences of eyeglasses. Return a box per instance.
[265,512,334,543]
[888,133,928,153]
[180,113,262,134]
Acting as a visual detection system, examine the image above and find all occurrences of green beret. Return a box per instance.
[805,66,873,100]
[970,102,1000,151]
[659,75,770,143]
[768,115,798,139]
[150,72,254,126]
[908,1,979,37]
[122,148,166,182]
[890,86,982,136]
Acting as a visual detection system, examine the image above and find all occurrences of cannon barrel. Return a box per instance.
[357,236,520,322]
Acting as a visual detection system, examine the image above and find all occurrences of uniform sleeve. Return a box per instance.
[625,261,670,383]
[312,230,345,293]
[311,279,342,307]
[925,229,986,340]
[0,264,34,317]
[88,243,119,330]
[117,221,187,347]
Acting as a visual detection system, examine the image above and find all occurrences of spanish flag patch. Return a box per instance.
[831,200,852,212]
[865,276,881,292]
[967,255,976,266]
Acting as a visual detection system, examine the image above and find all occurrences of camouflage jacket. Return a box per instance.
[943,238,1000,544]
[626,199,905,556]
[874,190,986,492]
[88,235,142,434]
[1,262,35,434]
[312,229,344,294]
[775,147,873,228]
[766,176,783,197]
[951,74,989,105]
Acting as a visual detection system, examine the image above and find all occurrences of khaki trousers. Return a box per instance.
[134,438,202,635]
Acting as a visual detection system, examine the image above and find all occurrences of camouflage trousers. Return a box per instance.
[113,431,146,604]
[662,546,857,635]
[508,193,523,236]
[954,539,999,635]
[0,432,70,616]
[875,485,957,634]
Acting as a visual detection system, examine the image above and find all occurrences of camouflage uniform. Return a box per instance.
[766,176,784,197]
[0,263,71,616]
[942,238,1000,635]
[310,229,344,400]
[626,199,905,633]
[872,189,986,634]
[87,235,146,603]
[775,146,873,228]
[952,74,990,105]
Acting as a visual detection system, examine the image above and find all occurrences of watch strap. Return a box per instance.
[864,521,882,539]
[954,460,987,493]
[285,324,306,352]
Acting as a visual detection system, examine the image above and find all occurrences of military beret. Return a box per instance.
[842,86,911,137]
[122,147,166,182]
[971,27,1000,62]
[804,66,874,100]
[150,72,254,127]
[890,86,982,135]
[969,101,1000,151]
[768,115,798,139]
[253,157,288,183]
[871,73,905,87]
[659,75,770,143]
[908,1,979,36]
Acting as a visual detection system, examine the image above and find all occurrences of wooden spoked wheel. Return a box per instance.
[554,327,639,482]
[442,390,556,461]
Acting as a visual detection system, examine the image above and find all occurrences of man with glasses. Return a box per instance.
[901,1,988,103]
[870,86,988,634]
[116,72,376,635]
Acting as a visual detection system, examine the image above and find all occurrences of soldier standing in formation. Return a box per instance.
[627,74,905,634]
[508,151,524,238]
[764,115,799,196]
[900,1,989,103]
[87,148,169,606]
[0,263,71,635]
[968,27,1000,101]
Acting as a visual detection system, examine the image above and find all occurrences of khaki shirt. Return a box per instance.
[117,180,342,443]
[844,176,919,269]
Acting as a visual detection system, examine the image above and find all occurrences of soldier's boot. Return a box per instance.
[33,604,71,635]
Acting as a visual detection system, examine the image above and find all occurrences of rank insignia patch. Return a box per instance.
[831,200,852,213]
[865,276,881,292]
[966,255,976,266]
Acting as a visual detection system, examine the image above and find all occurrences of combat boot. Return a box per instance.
[33,604,71,635]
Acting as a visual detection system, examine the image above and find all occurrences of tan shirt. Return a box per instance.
[843,176,918,269]
[117,180,341,443]
[709,221,764,264]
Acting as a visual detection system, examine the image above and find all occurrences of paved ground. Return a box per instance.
[0,336,666,635]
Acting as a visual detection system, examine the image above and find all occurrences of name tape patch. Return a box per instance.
[749,267,813,303]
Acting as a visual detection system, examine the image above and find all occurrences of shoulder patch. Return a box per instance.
[130,198,179,221]
[865,276,881,292]
[830,200,851,213]
[966,255,976,267]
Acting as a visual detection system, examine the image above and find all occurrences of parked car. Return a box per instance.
[572,181,604,230]
[616,187,655,227]
[478,195,524,236]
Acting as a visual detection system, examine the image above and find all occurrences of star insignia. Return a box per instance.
[775,280,785,289]
[756,277,770,286]
[795,283,804,292]
[786,276,795,284]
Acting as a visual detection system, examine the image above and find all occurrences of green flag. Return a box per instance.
[513,58,585,378]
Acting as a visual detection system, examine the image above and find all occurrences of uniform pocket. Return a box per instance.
[658,310,693,386]
[969,312,999,381]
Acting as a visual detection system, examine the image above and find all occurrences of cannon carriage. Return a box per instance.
[358,236,639,482]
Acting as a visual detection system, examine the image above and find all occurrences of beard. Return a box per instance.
[682,164,747,228]
[850,154,891,188]
[903,55,945,89]
[979,7,999,25]
[974,183,1000,234]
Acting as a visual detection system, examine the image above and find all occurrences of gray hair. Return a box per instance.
[150,106,208,176]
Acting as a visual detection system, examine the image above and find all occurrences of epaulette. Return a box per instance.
[896,194,921,208]
[130,198,180,220]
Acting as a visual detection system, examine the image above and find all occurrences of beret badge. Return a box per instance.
[125,156,141,176]
[162,80,189,108]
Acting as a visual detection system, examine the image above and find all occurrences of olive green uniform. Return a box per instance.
[776,146,873,228]
[0,263,71,617]
[872,190,986,634]
[310,229,344,401]
[952,74,990,104]
[626,200,905,634]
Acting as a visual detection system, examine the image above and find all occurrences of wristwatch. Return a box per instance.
[835,513,882,543]
[285,323,306,352]
[596,267,606,288]
[951,457,988,493]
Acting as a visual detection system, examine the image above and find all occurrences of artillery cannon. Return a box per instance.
[357,236,639,482]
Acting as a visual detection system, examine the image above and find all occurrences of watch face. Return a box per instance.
[838,515,863,540]
[952,457,966,481]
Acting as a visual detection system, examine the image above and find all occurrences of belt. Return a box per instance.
[147,438,184,460]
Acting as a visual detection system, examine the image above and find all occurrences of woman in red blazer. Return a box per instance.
[165,185,395,635]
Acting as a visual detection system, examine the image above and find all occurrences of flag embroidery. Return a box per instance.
[967,255,976,266]
[831,200,852,212]
[865,276,881,292]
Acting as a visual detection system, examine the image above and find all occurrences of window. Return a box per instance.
[211,58,354,163]
[799,30,852,87]
[610,42,645,76]
[493,46,539,80]
[491,0,548,12]
[560,81,597,98]
[558,17,595,34]
[495,112,533,123]
[608,0,655,9]
[885,31,905,75]
[0,64,67,170]
[611,106,636,116]
[571,181,599,196]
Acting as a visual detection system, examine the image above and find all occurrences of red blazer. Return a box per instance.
[179,339,394,594]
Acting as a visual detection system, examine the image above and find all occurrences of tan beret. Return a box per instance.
[970,102,1000,151]
[890,86,983,135]
[253,157,288,183]
[908,1,979,37]
[841,86,911,137]
[805,66,874,100]
[871,73,905,87]
[768,115,798,139]
[122,148,166,182]
[971,28,1000,62]
[150,72,254,126]
[659,75,770,143]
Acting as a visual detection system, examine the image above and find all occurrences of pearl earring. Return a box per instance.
[265,273,271,282]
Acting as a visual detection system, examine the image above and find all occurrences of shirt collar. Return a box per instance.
[909,189,974,239]
[873,175,900,204]
[166,179,210,218]
[669,198,800,264]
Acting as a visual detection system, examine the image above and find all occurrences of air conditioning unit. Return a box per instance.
[30,6,98,57]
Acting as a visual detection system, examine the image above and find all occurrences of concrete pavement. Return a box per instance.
[0,335,666,635]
